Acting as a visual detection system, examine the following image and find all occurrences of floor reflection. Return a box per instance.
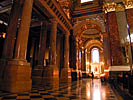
[0,79,118,100]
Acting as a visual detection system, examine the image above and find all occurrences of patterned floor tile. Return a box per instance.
[0,79,119,100]
[16,96,30,99]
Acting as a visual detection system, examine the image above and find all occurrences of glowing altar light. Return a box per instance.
[86,62,90,65]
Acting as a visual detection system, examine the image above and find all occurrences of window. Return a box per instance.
[127,34,133,43]
[91,48,99,63]
[81,0,93,3]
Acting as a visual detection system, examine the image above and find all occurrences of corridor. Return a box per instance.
[0,79,119,100]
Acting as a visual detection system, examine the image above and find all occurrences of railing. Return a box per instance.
[35,0,72,32]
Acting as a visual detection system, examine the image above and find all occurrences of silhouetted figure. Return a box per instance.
[91,72,94,80]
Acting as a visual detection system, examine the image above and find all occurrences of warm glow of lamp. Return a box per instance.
[2,32,6,38]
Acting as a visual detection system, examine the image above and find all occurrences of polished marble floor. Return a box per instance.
[0,79,118,100]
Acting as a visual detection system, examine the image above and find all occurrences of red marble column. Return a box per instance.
[107,12,123,65]
[103,32,111,68]
[126,8,133,33]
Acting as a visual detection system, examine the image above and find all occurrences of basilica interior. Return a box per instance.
[0,0,133,100]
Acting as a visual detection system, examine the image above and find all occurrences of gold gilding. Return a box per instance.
[123,0,133,9]
[103,2,116,13]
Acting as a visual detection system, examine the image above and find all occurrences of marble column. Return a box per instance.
[0,0,22,88]
[44,19,59,88]
[76,39,79,70]
[56,34,61,69]
[14,0,33,60]
[60,32,71,83]
[2,0,24,59]
[115,5,132,65]
[49,19,57,65]
[84,49,86,71]
[81,48,84,71]
[32,21,48,84]
[76,39,80,80]
[37,21,48,66]
[103,32,111,68]
[81,47,86,78]
[0,0,33,93]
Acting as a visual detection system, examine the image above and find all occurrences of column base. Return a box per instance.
[43,65,59,89]
[77,70,82,80]
[0,59,32,93]
[32,65,44,85]
[60,68,71,83]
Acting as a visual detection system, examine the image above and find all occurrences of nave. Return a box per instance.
[0,79,118,100]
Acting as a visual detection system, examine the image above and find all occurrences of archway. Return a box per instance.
[73,18,105,78]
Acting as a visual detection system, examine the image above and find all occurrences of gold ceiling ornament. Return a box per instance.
[123,0,133,9]
[103,2,117,13]
[115,4,125,12]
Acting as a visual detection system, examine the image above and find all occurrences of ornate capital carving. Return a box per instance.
[103,2,117,13]
[116,4,125,12]
[123,0,133,9]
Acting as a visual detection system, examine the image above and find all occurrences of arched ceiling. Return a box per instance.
[73,19,105,36]
[85,39,103,51]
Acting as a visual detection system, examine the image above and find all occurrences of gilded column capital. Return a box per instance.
[103,2,117,13]
[123,0,133,9]
[116,4,125,12]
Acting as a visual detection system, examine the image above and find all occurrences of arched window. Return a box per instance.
[81,0,93,3]
[91,48,99,63]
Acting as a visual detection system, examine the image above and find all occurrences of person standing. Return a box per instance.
[91,72,94,79]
